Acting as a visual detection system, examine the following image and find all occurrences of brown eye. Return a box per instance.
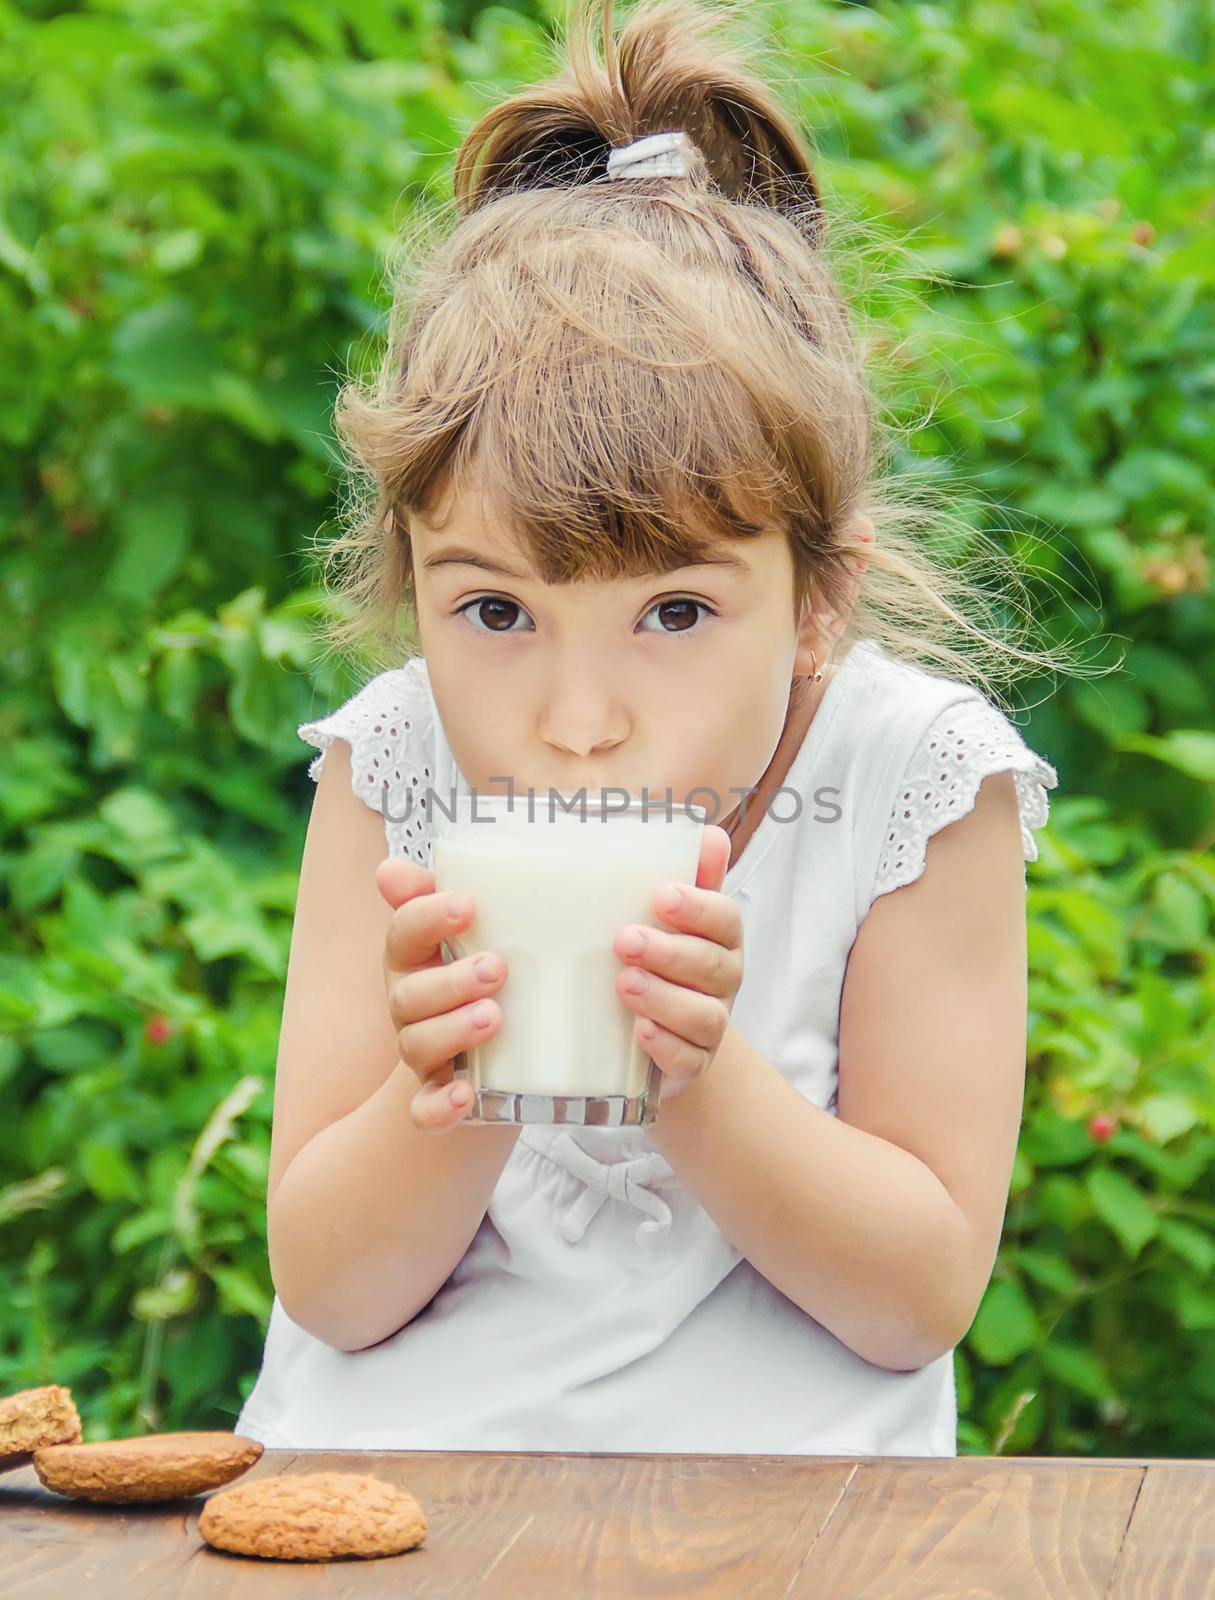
[460,597,529,633]
[644,599,709,634]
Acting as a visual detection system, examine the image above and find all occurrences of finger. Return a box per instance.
[384,886,477,974]
[612,923,740,999]
[616,966,731,1054]
[634,1015,712,1086]
[388,950,507,1031]
[695,825,731,891]
[375,855,434,909]
[647,880,744,952]
[396,992,501,1081]
[408,1069,477,1134]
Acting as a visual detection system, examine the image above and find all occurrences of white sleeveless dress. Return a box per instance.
[236,638,1058,1456]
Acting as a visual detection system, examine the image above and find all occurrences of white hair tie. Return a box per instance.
[605,130,696,180]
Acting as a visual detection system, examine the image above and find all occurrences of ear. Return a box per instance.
[792,512,875,675]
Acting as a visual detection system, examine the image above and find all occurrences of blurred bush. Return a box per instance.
[1,0,1211,1454]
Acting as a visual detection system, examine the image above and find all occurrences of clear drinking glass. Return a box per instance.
[431,789,708,1126]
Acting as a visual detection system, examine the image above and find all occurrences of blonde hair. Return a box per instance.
[313,0,1104,708]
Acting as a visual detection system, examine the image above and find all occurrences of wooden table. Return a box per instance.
[3,1449,1212,1597]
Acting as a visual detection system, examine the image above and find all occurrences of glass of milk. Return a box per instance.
[431,788,707,1127]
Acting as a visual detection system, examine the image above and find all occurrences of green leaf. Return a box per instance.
[209,1264,272,1322]
[1086,1167,1159,1258]
[967,1279,1041,1365]
[28,1021,112,1074]
[108,300,226,409]
[107,494,191,603]
[1020,1113,1092,1168]
[1042,1341,1117,1401]
[1011,1248,1081,1297]
[1106,449,1210,504]
[97,788,181,862]
[112,1209,171,1255]
[9,841,79,913]
[1159,1219,1215,1276]
[31,13,155,65]
[1009,1148,1033,1196]
[80,1140,143,1204]
[0,1036,21,1092]
[153,647,203,727]
[1070,678,1151,741]
[1174,1280,1215,1332]
[229,652,297,750]
[1143,874,1209,951]
[1118,731,1215,784]
[1021,484,1122,526]
[48,630,149,762]
[181,905,284,974]
[1136,1094,1202,1145]
[218,1142,270,1190]
[1123,645,1212,719]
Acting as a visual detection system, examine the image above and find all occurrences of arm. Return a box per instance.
[650,770,1028,1372]
[265,738,520,1353]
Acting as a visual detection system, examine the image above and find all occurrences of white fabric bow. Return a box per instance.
[549,1132,676,1247]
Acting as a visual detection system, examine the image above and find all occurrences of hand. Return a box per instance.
[611,825,743,1103]
[375,857,507,1133]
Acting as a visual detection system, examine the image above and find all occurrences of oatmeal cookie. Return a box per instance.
[198,1470,428,1561]
[0,1385,82,1470]
[32,1431,263,1503]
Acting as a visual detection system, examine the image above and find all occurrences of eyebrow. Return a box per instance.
[421,547,533,581]
[421,545,752,581]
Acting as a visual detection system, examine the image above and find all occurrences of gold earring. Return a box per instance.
[808,648,822,684]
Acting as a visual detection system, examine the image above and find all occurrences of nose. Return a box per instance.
[539,674,629,760]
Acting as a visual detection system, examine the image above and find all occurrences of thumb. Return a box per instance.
[374,854,434,910]
[696,825,732,893]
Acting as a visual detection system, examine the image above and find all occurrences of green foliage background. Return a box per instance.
[2,0,1212,1457]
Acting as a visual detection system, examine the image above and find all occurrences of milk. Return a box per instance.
[431,793,706,1121]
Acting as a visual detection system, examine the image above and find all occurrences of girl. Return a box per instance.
[236,0,1075,1457]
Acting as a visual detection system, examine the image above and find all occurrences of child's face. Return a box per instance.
[408,478,837,825]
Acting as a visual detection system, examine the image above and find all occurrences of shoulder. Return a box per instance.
[297,657,438,865]
[298,657,432,784]
[828,640,1057,912]
[868,667,1059,907]
[836,637,971,730]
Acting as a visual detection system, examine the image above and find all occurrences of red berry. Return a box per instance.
[144,1014,172,1046]
[1088,1112,1118,1143]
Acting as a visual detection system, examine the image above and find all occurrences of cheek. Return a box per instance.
[439,695,524,791]
[662,697,771,817]
[709,686,790,810]
[458,743,526,793]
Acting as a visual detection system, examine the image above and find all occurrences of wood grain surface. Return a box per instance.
[2,1449,1211,1598]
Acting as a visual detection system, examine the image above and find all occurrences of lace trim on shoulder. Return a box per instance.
[873,697,1059,899]
[297,659,435,868]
